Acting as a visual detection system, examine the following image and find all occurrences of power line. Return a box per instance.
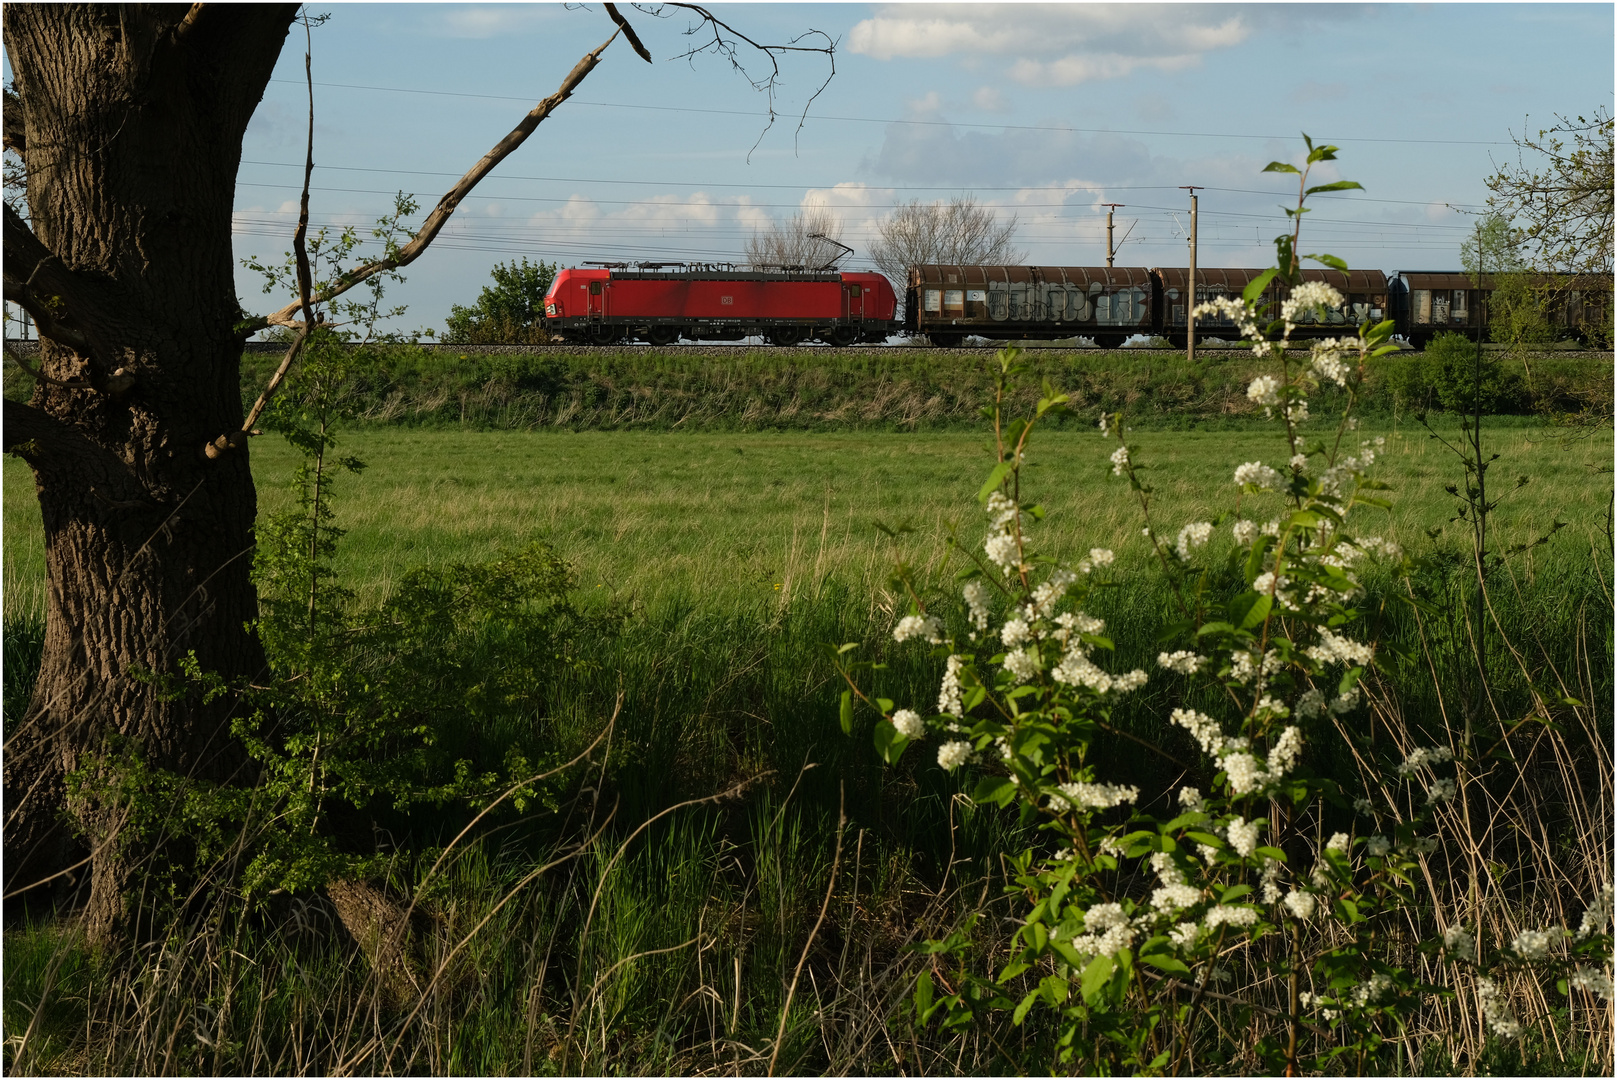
[267,77,1515,148]
[238,158,1488,210]
[233,182,1480,231]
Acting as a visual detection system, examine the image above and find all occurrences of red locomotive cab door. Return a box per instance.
[587,279,605,321]
[843,283,865,326]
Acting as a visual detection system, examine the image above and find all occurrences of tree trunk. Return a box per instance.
[3,5,298,944]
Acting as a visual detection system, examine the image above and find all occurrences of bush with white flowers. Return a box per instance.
[831,138,1613,1074]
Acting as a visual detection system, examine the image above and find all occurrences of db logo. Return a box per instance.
[720,295,734,305]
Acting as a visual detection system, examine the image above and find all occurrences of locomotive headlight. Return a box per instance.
[545,303,556,316]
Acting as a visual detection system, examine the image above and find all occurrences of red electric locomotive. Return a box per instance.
[543,263,899,345]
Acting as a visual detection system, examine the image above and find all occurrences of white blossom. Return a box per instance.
[1247,375,1281,409]
[1234,461,1282,490]
[1170,708,1226,757]
[1326,832,1351,854]
[1088,547,1115,567]
[985,490,1018,530]
[1157,650,1205,675]
[1259,856,1283,903]
[1170,922,1200,950]
[937,654,965,716]
[1226,816,1261,858]
[1330,684,1361,714]
[962,579,993,630]
[1232,519,1259,545]
[1569,966,1613,1001]
[1476,977,1522,1039]
[893,614,944,645]
[1222,753,1269,796]
[1306,629,1375,668]
[1425,777,1457,805]
[1175,521,1214,560]
[1003,646,1040,682]
[1071,902,1136,959]
[1311,340,1351,386]
[1576,885,1613,940]
[1282,281,1344,324]
[1350,973,1394,1008]
[1111,669,1147,693]
[1283,889,1317,920]
[1269,726,1303,776]
[1397,745,1453,777]
[1203,905,1259,930]
[1062,780,1140,811]
[891,709,925,740]
[1442,924,1475,962]
[1000,618,1032,647]
[1510,927,1560,962]
[936,740,972,771]
[1290,453,1309,472]
[1352,796,1374,815]
[984,533,1020,571]
[1178,786,1205,814]
[1110,445,1131,476]
[1365,835,1391,858]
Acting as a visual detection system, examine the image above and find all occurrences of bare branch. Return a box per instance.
[3,203,101,359]
[604,3,653,63]
[660,3,836,159]
[2,88,24,156]
[3,398,148,507]
[245,30,623,334]
[7,350,89,390]
[210,11,322,459]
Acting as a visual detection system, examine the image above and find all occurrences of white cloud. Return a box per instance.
[849,4,1256,85]
[973,86,1008,113]
[438,6,558,40]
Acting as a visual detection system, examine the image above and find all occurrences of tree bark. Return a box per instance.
[2,4,298,944]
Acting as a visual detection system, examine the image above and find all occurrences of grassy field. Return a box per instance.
[4,408,1612,1074]
[4,419,1611,620]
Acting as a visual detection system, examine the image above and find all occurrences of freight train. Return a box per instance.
[542,260,1608,348]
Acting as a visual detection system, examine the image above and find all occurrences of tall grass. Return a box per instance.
[3,418,1610,1074]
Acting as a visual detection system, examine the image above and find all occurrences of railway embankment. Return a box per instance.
[5,339,1610,432]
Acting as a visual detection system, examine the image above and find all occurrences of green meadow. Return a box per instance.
[5,420,1609,620]
[3,357,1612,1074]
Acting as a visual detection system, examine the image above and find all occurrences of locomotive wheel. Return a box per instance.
[825,326,859,347]
[586,324,622,345]
[928,332,965,348]
[644,326,679,347]
[767,326,806,347]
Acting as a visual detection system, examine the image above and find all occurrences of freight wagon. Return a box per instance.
[1389,271,1610,348]
[543,264,899,346]
[907,264,1389,347]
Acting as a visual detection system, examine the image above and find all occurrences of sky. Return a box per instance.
[10,3,1616,337]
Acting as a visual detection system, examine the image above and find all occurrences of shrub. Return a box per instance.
[441,258,558,344]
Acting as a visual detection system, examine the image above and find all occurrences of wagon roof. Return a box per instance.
[908,265,1152,288]
[1397,270,1609,290]
[1154,267,1387,291]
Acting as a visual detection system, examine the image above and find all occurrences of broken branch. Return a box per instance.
[245,29,622,333]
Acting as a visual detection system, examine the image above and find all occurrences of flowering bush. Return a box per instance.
[833,139,1613,1073]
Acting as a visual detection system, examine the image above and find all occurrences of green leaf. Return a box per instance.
[1235,591,1274,633]
[978,462,1013,504]
[1305,180,1363,195]
[839,690,853,735]
[1263,161,1301,174]
[873,721,909,764]
[915,971,935,1016]
[1081,955,1115,1004]
[875,697,894,713]
[973,775,1017,807]
[1242,268,1279,304]
[1013,990,1039,1026]
[1221,885,1252,903]
[1139,953,1192,976]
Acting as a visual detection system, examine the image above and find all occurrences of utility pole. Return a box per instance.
[1180,186,1202,361]
[1101,204,1124,268]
